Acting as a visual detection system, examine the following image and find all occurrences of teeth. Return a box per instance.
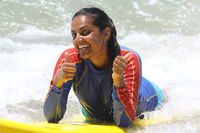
[78,45,89,49]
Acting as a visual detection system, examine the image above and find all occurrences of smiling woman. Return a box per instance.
[71,15,109,68]
[43,7,165,127]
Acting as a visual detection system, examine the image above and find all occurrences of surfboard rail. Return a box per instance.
[0,116,167,133]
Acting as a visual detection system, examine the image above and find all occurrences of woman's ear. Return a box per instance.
[103,27,111,42]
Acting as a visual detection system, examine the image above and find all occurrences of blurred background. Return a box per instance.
[0,0,200,132]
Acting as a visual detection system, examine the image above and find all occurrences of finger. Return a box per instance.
[112,68,123,76]
[63,75,75,79]
[112,67,119,74]
[63,66,76,72]
[63,62,76,67]
[114,57,127,69]
[112,68,119,75]
[62,76,74,81]
[123,52,132,62]
[115,56,126,63]
[63,72,76,77]
[64,52,70,63]
[112,62,124,73]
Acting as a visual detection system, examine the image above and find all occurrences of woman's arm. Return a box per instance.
[43,48,78,123]
[43,81,73,123]
[112,51,142,127]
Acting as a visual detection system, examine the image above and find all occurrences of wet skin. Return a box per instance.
[52,15,129,88]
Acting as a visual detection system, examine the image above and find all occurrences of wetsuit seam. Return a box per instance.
[139,94,157,102]
[74,65,88,89]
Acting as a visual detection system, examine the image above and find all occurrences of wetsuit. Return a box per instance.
[43,46,163,127]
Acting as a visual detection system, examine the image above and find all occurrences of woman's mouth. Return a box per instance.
[78,45,90,49]
[78,45,90,57]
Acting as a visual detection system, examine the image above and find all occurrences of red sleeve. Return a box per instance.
[51,48,82,81]
[112,50,141,127]
[46,48,82,100]
[44,48,81,123]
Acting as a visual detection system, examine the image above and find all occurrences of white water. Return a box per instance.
[121,33,200,132]
[0,0,200,132]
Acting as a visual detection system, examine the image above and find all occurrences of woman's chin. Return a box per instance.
[79,52,89,59]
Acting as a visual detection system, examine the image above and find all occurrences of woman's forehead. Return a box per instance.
[71,15,95,30]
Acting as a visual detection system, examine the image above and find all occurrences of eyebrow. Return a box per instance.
[71,26,90,33]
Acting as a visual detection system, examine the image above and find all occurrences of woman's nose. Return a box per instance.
[74,34,83,43]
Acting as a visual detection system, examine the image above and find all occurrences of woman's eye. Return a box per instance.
[81,30,91,36]
[72,33,76,39]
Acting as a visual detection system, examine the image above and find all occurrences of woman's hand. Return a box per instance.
[52,53,76,88]
[112,53,131,88]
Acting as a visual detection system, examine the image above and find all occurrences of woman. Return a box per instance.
[43,7,164,127]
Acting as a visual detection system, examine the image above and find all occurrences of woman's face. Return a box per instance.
[71,15,108,60]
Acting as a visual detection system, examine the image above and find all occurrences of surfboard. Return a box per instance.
[0,116,167,133]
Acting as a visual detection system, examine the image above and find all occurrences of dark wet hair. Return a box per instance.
[72,7,121,68]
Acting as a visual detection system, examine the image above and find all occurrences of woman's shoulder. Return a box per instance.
[120,45,142,69]
[120,45,141,58]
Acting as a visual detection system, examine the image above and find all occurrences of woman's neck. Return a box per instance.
[89,50,109,70]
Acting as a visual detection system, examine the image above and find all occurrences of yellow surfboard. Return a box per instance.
[0,116,167,133]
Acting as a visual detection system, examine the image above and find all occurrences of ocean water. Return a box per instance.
[0,0,200,132]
